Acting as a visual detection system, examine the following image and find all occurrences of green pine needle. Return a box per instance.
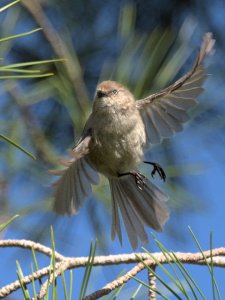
[31,263,38,300]
[0,214,19,232]
[61,271,69,300]
[16,260,31,299]
[135,253,183,299]
[0,28,42,43]
[79,241,97,300]
[130,284,142,299]
[0,133,36,160]
[188,227,222,300]
[150,234,200,299]
[132,276,169,300]
[0,58,65,69]
[0,73,54,79]
[50,226,57,299]
[69,270,73,300]
[0,0,20,12]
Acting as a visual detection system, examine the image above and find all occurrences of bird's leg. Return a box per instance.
[144,161,166,181]
[118,171,147,190]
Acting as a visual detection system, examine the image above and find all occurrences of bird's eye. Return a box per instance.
[112,89,118,95]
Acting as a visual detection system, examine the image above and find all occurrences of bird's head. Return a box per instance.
[93,80,135,110]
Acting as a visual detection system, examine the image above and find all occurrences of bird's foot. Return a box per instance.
[118,171,147,190]
[144,161,166,181]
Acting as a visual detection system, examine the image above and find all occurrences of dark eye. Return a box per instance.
[112,89,118,95]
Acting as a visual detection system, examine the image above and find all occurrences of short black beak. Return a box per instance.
[96,90,107,98]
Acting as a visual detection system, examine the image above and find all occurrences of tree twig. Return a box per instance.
[84,251,225,299]
[148,266,156,300]
[0,239,65,261]
[1,239,225,299]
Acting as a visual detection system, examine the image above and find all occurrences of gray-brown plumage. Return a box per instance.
[50,33,215,249]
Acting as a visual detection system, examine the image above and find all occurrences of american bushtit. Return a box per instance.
[51,33,215,249]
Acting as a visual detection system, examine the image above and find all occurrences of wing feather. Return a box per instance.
[136,32,215,145]
[51,135,100,215]
[151,105,175,137]
[142,109,161,143]
[157,105,183,132]
[165,95,198,109]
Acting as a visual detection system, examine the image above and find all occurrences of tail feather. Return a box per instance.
[117,184,148,249]
[111,183,122,243]
[116,186,138,249]
[125,177,168,230]
[109,174,169,249]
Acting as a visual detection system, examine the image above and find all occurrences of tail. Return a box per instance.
[109,174,169,249]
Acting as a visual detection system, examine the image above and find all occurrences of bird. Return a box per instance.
[50,33,215,249]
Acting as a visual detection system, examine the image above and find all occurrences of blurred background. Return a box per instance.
[0,0,225,298]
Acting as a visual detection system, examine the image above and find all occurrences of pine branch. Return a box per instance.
[0,238,225,298]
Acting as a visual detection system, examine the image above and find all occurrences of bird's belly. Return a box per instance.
[88,123,146,177]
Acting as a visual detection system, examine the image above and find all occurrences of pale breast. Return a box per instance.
[88,107,146,177]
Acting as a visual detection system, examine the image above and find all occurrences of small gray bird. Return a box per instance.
[51,33,215,249]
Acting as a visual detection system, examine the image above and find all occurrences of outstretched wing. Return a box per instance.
[51,134,99,215]
[136,32,215,145]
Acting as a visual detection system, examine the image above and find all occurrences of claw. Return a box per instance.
[118,171,147,190]
[144,161,166,181]
[133,172,147,190]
